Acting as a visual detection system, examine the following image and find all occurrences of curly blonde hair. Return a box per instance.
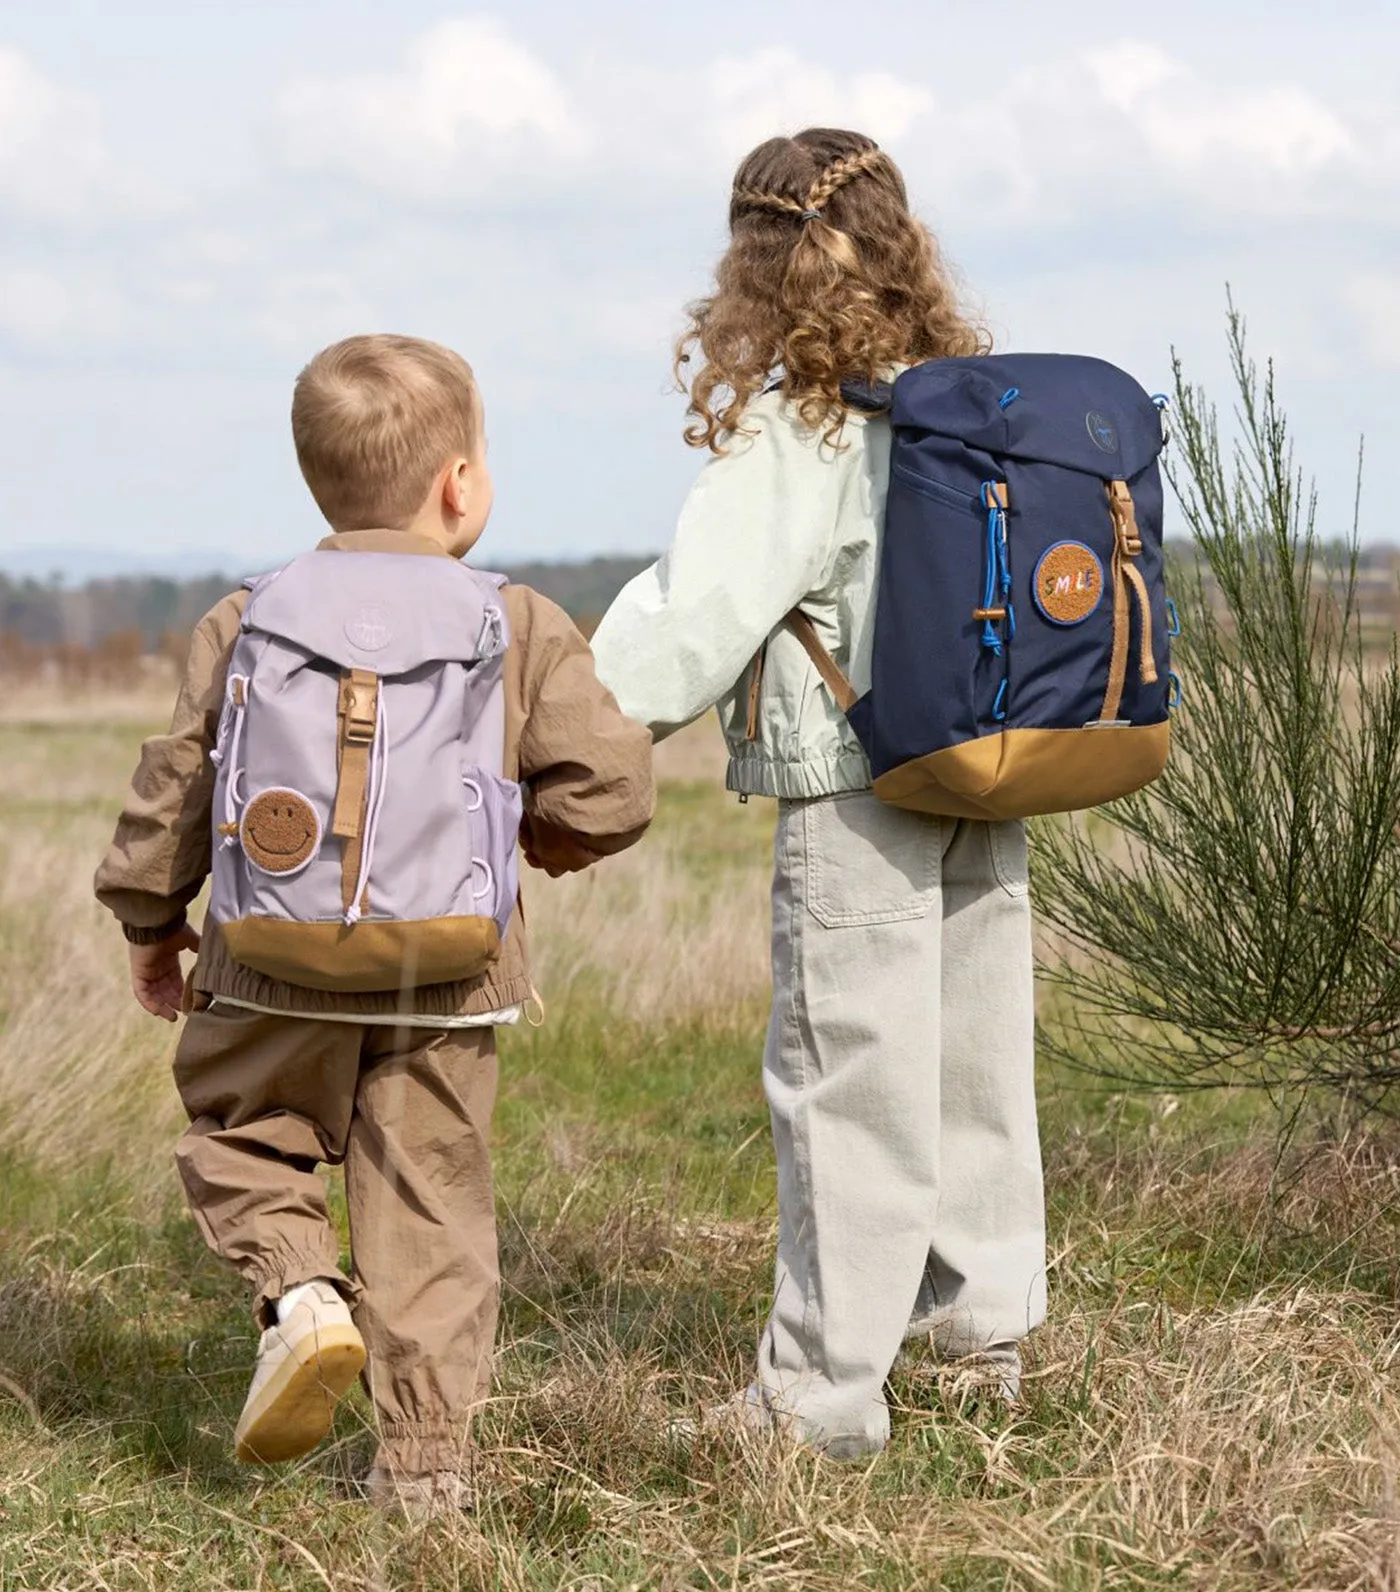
[676,128,989,451]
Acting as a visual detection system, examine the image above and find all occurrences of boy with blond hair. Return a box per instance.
[95,334,654,1511]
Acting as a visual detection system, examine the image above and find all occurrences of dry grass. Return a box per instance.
[2,696,1399,1589]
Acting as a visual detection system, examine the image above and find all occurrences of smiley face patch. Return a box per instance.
[241,789,322,876]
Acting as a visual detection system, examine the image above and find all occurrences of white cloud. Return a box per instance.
[2,10,1398,563]
[707,50,933,160]
[0,48,108,219]
[1087,41,1357,183]
[279,17,580,194]
[1088,41,1180,115]
[689,39,1381,240]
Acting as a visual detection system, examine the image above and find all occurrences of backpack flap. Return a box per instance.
[891,353,1163,483]
[242,550,505,674]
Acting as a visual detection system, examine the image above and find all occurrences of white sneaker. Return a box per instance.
[234,1280,367,1465]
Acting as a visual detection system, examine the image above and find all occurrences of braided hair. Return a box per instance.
[677,129,988,451]
[733,145,885,220]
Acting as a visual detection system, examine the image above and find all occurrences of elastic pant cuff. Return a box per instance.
[248,1259,361,1327]
[375,1422,477,1477]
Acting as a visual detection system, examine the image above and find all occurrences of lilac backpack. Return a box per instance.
[208,550,522,992]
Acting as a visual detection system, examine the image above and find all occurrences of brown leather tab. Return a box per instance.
[785,609,858,714]
[985,481,1009,511]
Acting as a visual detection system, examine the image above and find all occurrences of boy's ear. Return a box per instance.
[441,457,474,517]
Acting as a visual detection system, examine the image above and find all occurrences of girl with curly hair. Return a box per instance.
[590,128,1044,1458]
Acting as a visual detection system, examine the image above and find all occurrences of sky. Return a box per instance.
[0,0,1397,575]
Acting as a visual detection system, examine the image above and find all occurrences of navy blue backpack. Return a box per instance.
[786,354,1174,820]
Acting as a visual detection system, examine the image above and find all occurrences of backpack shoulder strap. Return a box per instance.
[744,609,858,740]
[839,378,894,414]
[785,610,858,711]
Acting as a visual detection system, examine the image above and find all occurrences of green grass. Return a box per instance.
[2,711,1399,1588]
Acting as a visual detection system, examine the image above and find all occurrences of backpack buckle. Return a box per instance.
[1107,481,1143,557]
[340,672,379,744]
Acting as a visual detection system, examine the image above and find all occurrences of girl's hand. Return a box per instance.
[128,923,202,1022]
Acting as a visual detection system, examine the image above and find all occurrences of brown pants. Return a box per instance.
[172,1006,499,1474]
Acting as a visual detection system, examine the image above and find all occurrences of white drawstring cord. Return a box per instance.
[220,675,250,847]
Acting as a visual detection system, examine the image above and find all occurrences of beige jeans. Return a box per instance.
[757,791,1045,1450]
[173,1009,498,1475]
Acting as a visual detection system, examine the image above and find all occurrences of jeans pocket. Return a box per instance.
[987,820,1030,898]
[803,791,940,928]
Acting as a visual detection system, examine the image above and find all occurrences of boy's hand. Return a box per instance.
[128,923,202,1022]
[521,815,608,878]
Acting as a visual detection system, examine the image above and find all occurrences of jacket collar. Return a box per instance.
[316,528,454,559]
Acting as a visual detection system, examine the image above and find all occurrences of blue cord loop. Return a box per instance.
[1151,393,1170,409]
[1165,597,1181,638]
[1167,671,1182,710]
[992,679,1008,722]
[998,387,1020,410]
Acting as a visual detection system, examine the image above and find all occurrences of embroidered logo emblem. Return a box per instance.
[240,788,322,876]
[345,605,392,652]
[1085,411,1118,453]
[1034,542,1105,626]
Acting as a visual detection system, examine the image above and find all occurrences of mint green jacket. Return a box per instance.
[590,389,890,799]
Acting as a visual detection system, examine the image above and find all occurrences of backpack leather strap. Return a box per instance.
[784,610,859,713]
[334,669,379,914]
[745,641,768,740]
[1096,482,1158,724]
[743,611,857,740]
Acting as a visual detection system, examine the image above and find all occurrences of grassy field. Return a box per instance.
[2,693,1400,1590]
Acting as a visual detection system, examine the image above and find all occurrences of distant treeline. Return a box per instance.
[3,541,1399,686]
[0,555,653,659]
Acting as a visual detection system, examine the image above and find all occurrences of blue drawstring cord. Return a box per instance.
[1165,597,1181,638]
[981,482,1014,722]
[998,387,1020,410]
[980,484,1003,655]
[998,503,1015,641]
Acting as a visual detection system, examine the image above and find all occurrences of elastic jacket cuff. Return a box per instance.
[121,912,188,946]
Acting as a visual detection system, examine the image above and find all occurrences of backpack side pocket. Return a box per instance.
[462,769,524,940]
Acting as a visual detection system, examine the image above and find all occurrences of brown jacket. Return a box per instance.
[94,529,655,1019]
